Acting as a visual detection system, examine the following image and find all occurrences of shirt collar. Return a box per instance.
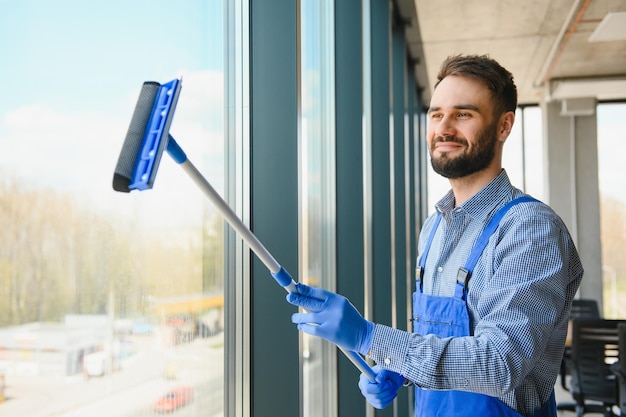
[435,169,513,223]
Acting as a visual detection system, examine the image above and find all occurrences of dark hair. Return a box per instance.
[435,54,518,116]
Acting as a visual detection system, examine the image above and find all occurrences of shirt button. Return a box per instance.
[384,358,391,365]
[437,266,443,273]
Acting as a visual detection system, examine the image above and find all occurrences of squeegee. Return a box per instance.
[112,79,376,381]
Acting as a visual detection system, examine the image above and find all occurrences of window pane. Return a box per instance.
[0,2,225,416]
[502,108,525,189]
[597,103,626,318]
[300,1,337,416]
[521,106,544,200]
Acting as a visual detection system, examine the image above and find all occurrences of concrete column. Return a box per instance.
[541,99,603,309]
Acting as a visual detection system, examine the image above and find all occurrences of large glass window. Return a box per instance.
[519,106,545,200]
[0,2,226,416]
[597,103,626,318]
[299,0,337,416]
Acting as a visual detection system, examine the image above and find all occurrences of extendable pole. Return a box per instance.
[166,136,376,381]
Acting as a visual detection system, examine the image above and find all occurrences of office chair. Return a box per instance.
[570,299,601,319]
[557,299,601,412]
[568,318,622,417]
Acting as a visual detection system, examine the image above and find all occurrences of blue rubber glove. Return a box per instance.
[286,283,375,356]
[358,365,405,409]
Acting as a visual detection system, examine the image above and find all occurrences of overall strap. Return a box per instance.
[456,196,539,289]
[416,214,443,287]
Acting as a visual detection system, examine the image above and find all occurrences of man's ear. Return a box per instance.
[498,111,515,142]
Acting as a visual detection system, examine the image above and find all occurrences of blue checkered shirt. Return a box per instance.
[368,170,583,415]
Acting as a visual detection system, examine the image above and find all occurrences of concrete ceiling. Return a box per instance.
[396,0,626,107]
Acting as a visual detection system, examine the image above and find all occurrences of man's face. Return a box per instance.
[427,75,500,179]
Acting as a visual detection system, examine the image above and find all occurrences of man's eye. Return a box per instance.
[431,113,443,119]
[457,112,471,118]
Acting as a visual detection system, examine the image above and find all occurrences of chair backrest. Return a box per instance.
[570,299,600,320]
[571,318,623,405]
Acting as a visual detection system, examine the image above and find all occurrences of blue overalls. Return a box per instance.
[413,196,556,417]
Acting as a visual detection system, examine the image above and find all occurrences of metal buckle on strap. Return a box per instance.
[416,266,424,290]
[416,266,424,280]
[456,267,470,289]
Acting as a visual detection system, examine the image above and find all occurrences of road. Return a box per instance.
[0,334,224,417]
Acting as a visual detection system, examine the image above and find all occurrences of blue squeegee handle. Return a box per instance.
[167,136,376,382]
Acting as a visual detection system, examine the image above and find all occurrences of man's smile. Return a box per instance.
[434,141,464,153]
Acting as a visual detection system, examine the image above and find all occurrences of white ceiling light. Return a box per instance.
[588,11,626,42]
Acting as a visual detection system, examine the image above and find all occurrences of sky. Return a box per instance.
[0,0,225,229]
[0,0,623,224]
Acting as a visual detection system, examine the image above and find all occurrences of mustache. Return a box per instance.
[433,136,467,146]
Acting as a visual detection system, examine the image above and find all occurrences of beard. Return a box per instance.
[429,121,498,179]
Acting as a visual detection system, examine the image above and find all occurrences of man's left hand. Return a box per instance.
[287,283,374,356]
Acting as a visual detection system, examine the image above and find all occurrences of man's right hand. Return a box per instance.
[358,365,406,409]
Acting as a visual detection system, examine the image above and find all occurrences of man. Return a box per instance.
[287,54,583,417]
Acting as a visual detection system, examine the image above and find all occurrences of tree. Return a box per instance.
[0,176,220,326]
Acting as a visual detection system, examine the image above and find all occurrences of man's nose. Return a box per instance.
[434,115,456,137]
